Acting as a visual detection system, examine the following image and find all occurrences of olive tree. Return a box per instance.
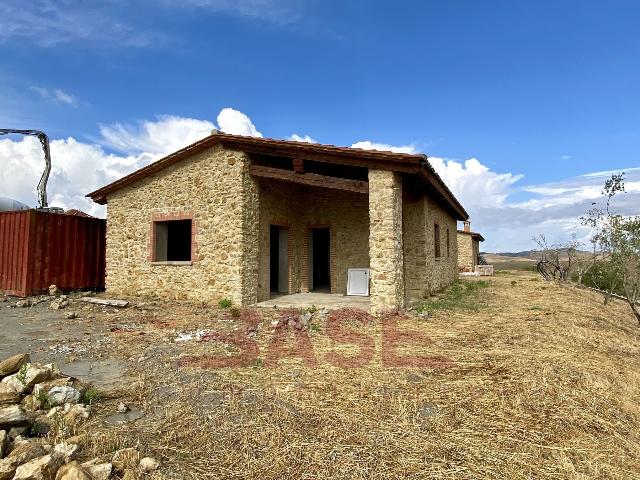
[582,173,640,324]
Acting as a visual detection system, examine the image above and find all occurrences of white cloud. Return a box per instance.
[216,108,262,137]
[0,135,156,217]
[351,140,417,154]
[2,109,638,253]
[429,156,640,252]
[428,157,522,209]
[99,115,215,154]
[288,134,317,143]
[0,108,260,217]
[30,86,79,107]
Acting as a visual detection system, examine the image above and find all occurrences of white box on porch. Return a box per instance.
[347,268,370,296]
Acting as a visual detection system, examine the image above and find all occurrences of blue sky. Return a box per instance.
[1,0,639,251]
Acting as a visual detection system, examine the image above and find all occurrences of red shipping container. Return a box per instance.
[0,210,105,297]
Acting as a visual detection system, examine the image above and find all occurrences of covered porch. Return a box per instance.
[256,292,371,310]
[249,154,406,312]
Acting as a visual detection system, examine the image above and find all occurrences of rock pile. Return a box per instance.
[0,354,159,479]
[271,309,328,331]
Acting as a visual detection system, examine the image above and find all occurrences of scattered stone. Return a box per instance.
[2,364,57,394]
[21,395,41,412]
[0,354,31,377]
[13,454,63,480]
[84,463,111,480]
[63,312,78,320]
[117,402,128,414]
[0,430,6,459]
[0,385,20,406]
[55,461,91,480]
[0,457,19,480]
[111,448,141,473]
[14,300,31,308]
[32,379,71,400]
[47,387,81,407]
[52,442,78,463]
[0,406,28,429]
[50,300,69,310]
[48,285,61,297]
[138,457,160,473]
[7,442,48,465]
[62,404,90,426]
[45,407,62,419]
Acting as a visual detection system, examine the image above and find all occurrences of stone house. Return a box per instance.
[457,221,485,272]
[87,132,468,312]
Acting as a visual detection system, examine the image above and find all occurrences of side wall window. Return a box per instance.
[154,219,192,261]
[446,228,450,257]
[434,223,441,258]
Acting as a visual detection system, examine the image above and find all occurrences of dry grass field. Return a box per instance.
[25,272,640,479]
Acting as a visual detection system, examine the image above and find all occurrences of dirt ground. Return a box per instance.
[2,272,640,479]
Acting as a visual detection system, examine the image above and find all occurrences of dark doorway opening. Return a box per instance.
[270,225,289,294]
[310,228,330,292]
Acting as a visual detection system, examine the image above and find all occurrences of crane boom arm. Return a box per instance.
[0,129,51,209]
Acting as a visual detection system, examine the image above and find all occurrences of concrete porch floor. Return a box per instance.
[257,292,371,310]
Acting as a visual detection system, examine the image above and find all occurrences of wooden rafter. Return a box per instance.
[249,165,368,194]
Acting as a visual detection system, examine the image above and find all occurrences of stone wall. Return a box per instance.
[457,232,476,272]
[424,197,458,294]
[369,170,404,312]
[403,180,459,305]
[105,144,259,305]
[257,180,369,302]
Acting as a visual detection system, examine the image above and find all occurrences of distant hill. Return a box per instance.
[481,249,593,271]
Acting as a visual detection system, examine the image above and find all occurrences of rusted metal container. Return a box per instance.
[0,210,105,297]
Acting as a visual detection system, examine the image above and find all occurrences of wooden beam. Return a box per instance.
[228,141,421,173]
[249,165,368,194]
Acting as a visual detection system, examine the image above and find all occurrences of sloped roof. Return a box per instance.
[87,132,468,220]
[457,229,485,242]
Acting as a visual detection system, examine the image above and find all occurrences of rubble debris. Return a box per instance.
[0,354,30,377]
[78,298,129,308]
[174,329,212,342]
[64,312,79,320]
[49,285,61,296]
[2,363,57,394]
[50,298,70,310]
[0,349,158,479]
[0,406,28,429]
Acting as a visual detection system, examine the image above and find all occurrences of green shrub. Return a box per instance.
[80,387,103,405]
[580,260,624,296]
[218,298,233,309]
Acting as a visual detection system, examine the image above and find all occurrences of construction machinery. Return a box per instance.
[0,129,52,209]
